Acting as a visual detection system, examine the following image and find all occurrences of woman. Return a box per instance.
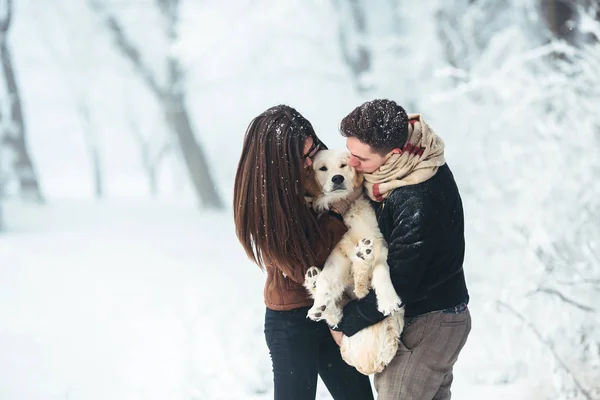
[233,105,373,400]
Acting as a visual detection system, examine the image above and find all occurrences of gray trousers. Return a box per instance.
[373,308,471,400]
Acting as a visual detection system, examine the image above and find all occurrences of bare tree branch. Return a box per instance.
[497,300,594,400]
[586,241,600,266]
[155,0,178,35]
[88,0,162,97]
[527,287,597,312]
[554,276,600,289]
[0,0,12,34]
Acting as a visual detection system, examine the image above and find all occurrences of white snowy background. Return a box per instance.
[1,0,599,399]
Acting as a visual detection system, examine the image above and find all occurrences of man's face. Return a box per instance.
[346,137,390,173]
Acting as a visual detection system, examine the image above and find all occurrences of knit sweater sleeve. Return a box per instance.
[336,193,436,336]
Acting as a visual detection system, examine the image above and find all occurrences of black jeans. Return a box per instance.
[264,306,374,400]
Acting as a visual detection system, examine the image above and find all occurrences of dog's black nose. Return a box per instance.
[331,175,345,184]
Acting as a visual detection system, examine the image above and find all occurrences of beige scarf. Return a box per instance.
[363,114,446,202]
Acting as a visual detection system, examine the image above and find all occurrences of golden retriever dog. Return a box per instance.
[303,149,405,375]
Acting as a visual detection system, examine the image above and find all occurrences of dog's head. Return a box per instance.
[310,149,364,211]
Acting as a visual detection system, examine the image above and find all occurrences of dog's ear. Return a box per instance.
[352,167,364,189]
[304,166,322,199]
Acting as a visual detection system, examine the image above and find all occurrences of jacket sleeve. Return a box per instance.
[336,195,436,336]
[281,211,348,284]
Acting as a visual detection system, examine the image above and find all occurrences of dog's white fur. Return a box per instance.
[303,149,405,375]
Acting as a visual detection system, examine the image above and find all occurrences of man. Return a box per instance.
[331,99,471,399]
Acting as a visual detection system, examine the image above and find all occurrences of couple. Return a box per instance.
[233,100,471,400]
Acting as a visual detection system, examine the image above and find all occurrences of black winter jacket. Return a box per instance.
[337,164,469,337]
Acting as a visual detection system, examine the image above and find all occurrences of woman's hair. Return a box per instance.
[233,105,323,274]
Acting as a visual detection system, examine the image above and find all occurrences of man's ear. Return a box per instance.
[304,167,322,198]
[384,148,402,159]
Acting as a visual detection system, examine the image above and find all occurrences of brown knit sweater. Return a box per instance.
[264,212,348,311]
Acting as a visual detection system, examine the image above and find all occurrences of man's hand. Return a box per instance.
[329,328,344,347]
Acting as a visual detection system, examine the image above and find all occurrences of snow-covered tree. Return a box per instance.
[431,1,600,397]
[0,0,44,203]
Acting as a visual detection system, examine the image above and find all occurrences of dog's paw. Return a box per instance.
[322,306,343,328]
[304,266,320,293]
[353,237,374,262]
[377,292,403,316]
[307,303,328,322]
[354,284,370,299]
[312,197,331,214]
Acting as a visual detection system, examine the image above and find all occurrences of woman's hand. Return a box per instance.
[346,186,364,203]
[329,328,344,347]
[330,186,363,216]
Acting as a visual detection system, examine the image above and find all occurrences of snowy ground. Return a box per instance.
[0,199,536,400]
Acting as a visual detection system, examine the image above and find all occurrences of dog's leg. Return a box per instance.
[351,238,374,299]
[303,266,320,299]
[306,247,351,327]
[371,245,402,316]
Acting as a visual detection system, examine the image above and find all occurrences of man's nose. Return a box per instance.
[304,158,313,168]
[348,156,360,167]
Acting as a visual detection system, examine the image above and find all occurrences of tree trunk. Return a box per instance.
[0,156,3,230]
[89,141,103,199]
[336,0,372,95]
[0,0,44,202]
[163,92,222,209]
[148,166,157,197]
[539,0,578,43]
[0,48,4,231]
[160,1,223,209]
[77,101,103,198]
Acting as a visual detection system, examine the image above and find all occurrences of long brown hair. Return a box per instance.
[233,105,323,277]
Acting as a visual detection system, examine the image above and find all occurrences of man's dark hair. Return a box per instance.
[340,99,409,154]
